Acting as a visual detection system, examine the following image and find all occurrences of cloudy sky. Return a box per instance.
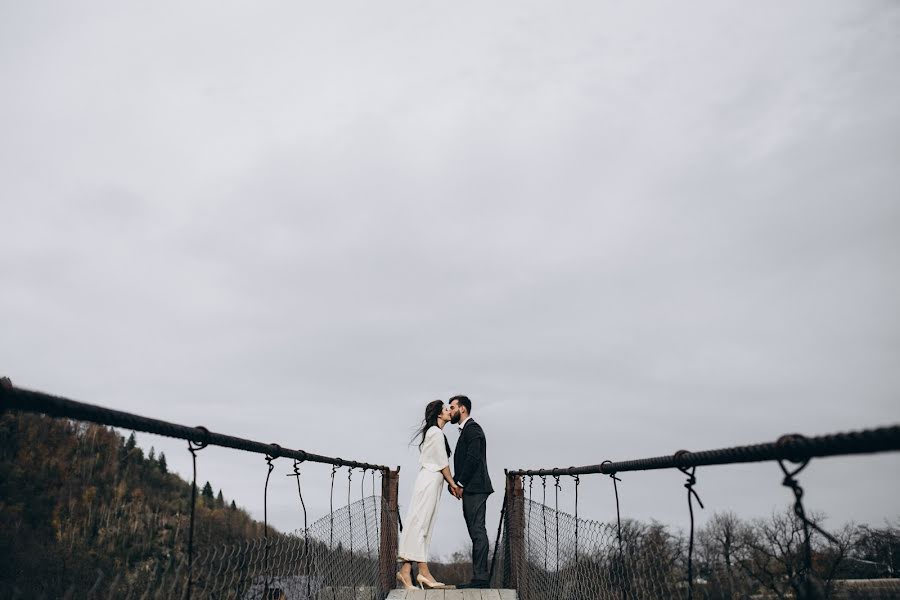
[2,1,899,557]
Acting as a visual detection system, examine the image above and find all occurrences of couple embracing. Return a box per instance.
[396,395,494,590]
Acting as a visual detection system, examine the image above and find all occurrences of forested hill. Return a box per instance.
[0,411,270,595]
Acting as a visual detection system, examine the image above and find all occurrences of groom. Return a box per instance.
[448,395,494,589]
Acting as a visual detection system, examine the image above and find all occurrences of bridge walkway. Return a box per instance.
[385,589,517,599]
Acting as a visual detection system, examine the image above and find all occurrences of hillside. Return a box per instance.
[0,411,270,596]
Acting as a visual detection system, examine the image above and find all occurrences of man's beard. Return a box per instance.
[450,413,460,424]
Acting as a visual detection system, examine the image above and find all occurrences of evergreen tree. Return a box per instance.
[148,447,155,462]
[216,490,224,508]
[230,500,237,510]
[202,481,214,500]
[125,432,137,451]
[158,452,167,473]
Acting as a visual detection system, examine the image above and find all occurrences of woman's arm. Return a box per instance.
[441,465,460,491]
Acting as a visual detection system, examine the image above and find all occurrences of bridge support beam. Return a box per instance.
[379,468,400,594]
[504,474,525,592]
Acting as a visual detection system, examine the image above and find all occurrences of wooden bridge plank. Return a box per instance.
[385,591,408,600]
[407,590,428,600]
[497,591,517,600]
[424,590,445,600]
[479,591,501,599]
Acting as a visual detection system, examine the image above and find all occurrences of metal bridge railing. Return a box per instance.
[496,424,900,600]
[0,379,402,599]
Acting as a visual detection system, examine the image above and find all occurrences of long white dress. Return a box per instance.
[397,425,449,562]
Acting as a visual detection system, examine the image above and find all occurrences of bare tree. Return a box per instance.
[697,511,753,599]
[743,508,854,599]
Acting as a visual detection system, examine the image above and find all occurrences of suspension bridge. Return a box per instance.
[1,378,898,599]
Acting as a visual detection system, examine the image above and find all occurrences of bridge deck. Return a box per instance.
[385,590,517,599]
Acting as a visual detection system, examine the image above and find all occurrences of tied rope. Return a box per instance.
[329,464,338,549]
[185,426,209,600]
[573,474,580,566]
[602,460,625,600]
[262,445,279,596]
[526,475,534,589]
[553,474,562,579]
[777,435,837,598]
[347,467,354,579]
[675,451,705,600]
[541,476,549,571]
[329,463,338,600]
[361,468,371,559]
[287,457,311,600]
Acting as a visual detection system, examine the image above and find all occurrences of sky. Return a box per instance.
[2,1,899,558]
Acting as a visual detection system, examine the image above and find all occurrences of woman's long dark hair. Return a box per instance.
[412,399,452,458]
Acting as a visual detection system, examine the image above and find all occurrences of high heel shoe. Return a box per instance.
[396,572,416,590]
[417,574,446,589]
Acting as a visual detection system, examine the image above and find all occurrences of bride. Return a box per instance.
[396,400,462,590]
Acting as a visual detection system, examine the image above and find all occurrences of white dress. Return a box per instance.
[397,426,449,562]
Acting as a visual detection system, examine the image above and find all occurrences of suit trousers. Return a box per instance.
[462,492,491,582]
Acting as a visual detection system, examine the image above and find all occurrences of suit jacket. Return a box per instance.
[453,419,494,495]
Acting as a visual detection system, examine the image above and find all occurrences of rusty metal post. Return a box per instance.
[379,468,400,594]
[505,473,525,591]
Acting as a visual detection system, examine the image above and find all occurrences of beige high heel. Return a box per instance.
[396,572,416,590]
[417,574,446,589]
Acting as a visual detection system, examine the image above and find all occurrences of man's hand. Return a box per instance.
[451,485,464,499]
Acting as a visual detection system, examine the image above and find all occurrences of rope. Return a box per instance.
[553,474,561,578]
[777,435,837,598]
[541,476,548,571]
[573,474,580,566]
[509,424,900,476]
[602,459,625,600]
[362,468,371,559]
[262,449,278,597]
[287,458,310,600]
[0,385,390,471]
[185,427,209,600]
[675,453,705,600]
[347,467,354,580]
[526,475,533,590]
[329,464,338,600]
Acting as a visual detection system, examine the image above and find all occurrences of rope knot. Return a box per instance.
[777,433,808,463]
[189,426,210,452]
[267,443,282,459]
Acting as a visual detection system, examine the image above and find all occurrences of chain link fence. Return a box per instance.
[0,387,398,600]
[10,495,386,600]
[493,497,690,600]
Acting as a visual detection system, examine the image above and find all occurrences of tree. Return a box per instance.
[158,452,167,473]
[230,500,237,511]
[148,447,155,462]
[851,522,899,578]
[697,511,752,599]
[216,490,224,508]
[125,432,136,451]
[743,508,854,599]
[202,481,214,504]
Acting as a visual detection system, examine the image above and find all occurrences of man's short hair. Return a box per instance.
[449,395,472,413]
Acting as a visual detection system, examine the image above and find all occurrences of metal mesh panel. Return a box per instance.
[37,496,386,600]
[494,497,690,600]
[1,410,399,600]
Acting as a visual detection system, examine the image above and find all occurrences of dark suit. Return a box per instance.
[453,419,493,583]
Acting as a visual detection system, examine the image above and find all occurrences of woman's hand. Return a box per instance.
[450,484,463,499]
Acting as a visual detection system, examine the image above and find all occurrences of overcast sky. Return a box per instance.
[2,1,899,558]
